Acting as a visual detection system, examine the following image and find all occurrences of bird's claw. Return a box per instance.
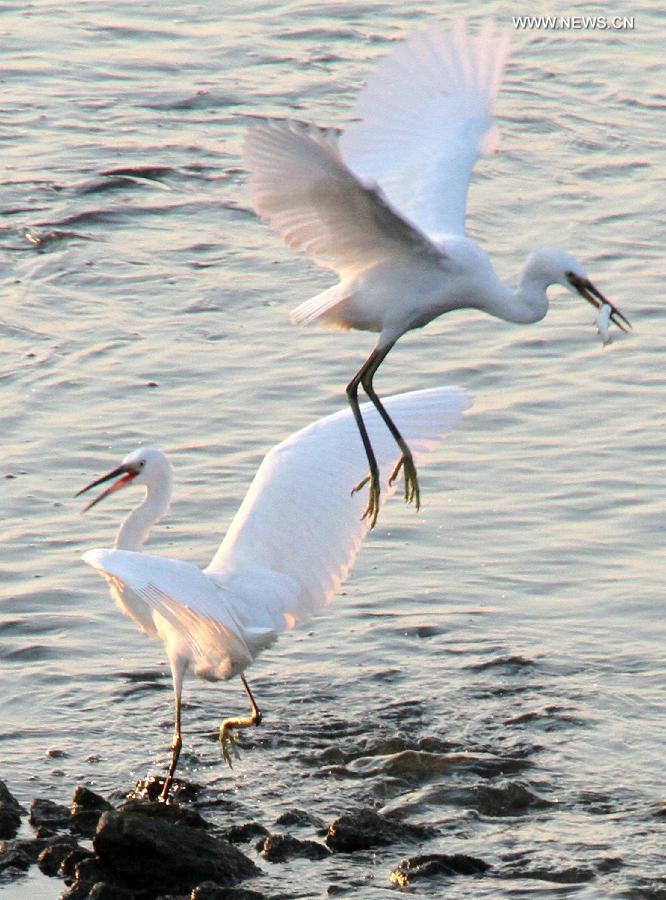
[219,722,242,768]
[351,473,380,528]
[389,455,420,509]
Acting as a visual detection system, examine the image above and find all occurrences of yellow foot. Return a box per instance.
[219,722,242,768]
[351,473,380,528]
[389,455,420,509]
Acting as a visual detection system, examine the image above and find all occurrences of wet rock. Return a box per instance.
[0,780,24,838]
[472,782,553,817]
[259,833,330,862]
[61,847,96,881]
[30,797,71,831]
[93,800,260,893]
[516,865,595,884]
[61,856,117,899]
[274,808,325,830]
[390,852,491,886]
[0,839,35,872]
[37,834,81,876]
[326,808,432,852]
[71,786,113,837]
[129,775,204,803]
[222,822,269,844]
[191,883,268,899]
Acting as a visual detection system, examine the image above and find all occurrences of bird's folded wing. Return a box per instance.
[243,119,444,275]
[82,549,254,678]
[205,386,472,627]
[340,19,510,239]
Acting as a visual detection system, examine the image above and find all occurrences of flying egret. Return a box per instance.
[77,386,471,801]
[243,18,631,528]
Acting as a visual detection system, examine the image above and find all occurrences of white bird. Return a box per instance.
[243,18,630,528]
[77,386,471,801]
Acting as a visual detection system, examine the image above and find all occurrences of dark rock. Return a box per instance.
[129,775,203,803]
[37,834,81,876]
[60,847,96,882]
[191,883,268,899]
[0,836,48,869]
[93,800,260,893]
[222,822,269,844]
[88,883,136,899]
[61,856,116,899]
[326,808,431,852]
[473,782,552,817]
[390,853,492,886]
[71,786,113,837]
[0,840,34,872]
[0,780,24,839]
[274,809,325,830]
[30,797,71,830]
[259,833,330,862]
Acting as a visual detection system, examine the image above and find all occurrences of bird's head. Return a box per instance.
[529,248,631,332]
[76,447,172,513]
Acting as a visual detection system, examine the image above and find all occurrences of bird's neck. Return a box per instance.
[509,258,553,324]
[114,479,172,551]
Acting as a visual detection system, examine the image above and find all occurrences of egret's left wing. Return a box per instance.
[340,19,509,239]
[82,549,257,679]
[243,119,444,276]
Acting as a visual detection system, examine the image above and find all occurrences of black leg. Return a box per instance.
[219,674,263,768]
[360,345,420,510]
[346,349,387,528]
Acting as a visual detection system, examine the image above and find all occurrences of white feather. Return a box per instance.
[83,387,472,681]
[340,19,510,238]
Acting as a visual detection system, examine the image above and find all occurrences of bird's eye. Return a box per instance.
[138,461,145,468]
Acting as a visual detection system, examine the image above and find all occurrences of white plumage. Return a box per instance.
[79,386,472,799]
[243,18,630,528]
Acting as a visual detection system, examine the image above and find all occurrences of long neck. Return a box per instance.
[510,257,552,324]
[475,256,550,325]
[114,477,172,551]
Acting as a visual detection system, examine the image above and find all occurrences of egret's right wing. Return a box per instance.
[243,119,444,276]
[206,386,472,631]
[339,19,510,238]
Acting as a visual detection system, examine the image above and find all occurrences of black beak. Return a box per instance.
[76,463,139,513]
[569,274,631,333]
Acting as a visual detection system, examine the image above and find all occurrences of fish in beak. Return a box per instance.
[566,272,631,333]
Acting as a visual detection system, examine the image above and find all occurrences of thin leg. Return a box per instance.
[219,674,263,768]
[346,348,389,528]
[160,683,183,803]
[360,346,420,511]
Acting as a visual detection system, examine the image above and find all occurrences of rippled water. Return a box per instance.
[1,1,665,897]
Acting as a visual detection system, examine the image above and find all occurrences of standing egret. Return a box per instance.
[77,386,471,801]
[243,19,630,528]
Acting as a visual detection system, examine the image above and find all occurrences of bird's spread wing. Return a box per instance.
[243,119,444,276]
[339,19,510,239]
[82,549,257,680]
[205,386,472,629]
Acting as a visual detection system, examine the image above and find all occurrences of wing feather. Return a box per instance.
[243,119,444,276]
[82,550,255,680]
[339,19,510,238]
[206,386,472,627]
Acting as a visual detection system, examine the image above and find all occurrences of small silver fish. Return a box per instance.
[596,303,613,347]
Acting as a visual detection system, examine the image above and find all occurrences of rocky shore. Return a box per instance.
[0,775,493,898]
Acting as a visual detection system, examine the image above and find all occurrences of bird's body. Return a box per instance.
[78,386,472,800]
[244,19,630,526]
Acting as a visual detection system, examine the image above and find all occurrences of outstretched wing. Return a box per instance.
[243,119,444,277]
[339,19,510,239]
[82,550,257,680]
[206,386,472,630]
